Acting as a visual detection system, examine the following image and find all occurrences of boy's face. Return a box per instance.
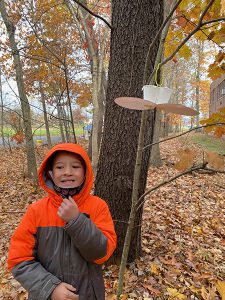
[52,152,85,188]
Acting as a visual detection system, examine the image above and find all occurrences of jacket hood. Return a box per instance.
[38,143,93,207]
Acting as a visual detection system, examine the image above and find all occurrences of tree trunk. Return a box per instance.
[195,41,203,129]
[62,106,70,142]
[0,67,6,148]
[64,0,107,169]
[94,1,163,263]
[0,1,37,182]
[91,56,100,173]
[57,104,66,142]
[39,80,52,148]
[149,109,162,167]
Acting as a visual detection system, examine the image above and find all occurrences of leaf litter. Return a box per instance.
[0,137,224,299]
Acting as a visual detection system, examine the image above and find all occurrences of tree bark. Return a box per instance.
[94,1,163,262]
[0,0,37,182]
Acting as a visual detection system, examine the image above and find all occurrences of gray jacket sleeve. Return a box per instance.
[64,213,107,262]
[12,260,61,300]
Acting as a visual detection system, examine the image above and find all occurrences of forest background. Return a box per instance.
[0,0,225,299]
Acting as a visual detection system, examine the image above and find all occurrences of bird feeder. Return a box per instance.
[114,85,198,116]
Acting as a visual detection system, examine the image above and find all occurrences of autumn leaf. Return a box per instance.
[174,148,196,171]
[215,281,225,300]
[142,284,161,296]
[166,287,187,299]
[178,44,192,60]
[205,151,224,171]
[150,263,160,275]
[201,285,217,300]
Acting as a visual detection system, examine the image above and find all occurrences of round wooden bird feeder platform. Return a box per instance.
[114,97,198,116]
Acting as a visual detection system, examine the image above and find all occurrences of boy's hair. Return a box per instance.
[45,150,86,173]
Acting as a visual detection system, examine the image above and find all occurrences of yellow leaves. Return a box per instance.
[215,281,225,300]
[201,285,217,300]
[174,148,196,171]
[150,263,160,275]
[208,61,225,80]
[193,225,204,236]
[166,287,187,299]
[178,44,192,60]
[212,26,225,44]
[215,51,225,64]
[200,108,225,137]
[195,30,208,41]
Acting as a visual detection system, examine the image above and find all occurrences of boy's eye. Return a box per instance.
[73,165,80,168]
[56,166,63,169]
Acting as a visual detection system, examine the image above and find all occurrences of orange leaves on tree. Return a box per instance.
[166,0,224,64]
[10,132,25,145]
[172,56,178,63]
[208,51,225,80]
[200,108,225,137]
[174,148,196,171]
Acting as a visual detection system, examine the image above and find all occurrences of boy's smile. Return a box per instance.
[52,152,85,188]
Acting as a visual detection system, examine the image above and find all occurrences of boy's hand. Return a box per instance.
[58,196,80,222]
[51,282,79,300]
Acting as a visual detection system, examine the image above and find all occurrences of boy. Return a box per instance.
[8,143,117,300]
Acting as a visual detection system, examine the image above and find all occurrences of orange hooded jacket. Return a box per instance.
[8,143,117,300]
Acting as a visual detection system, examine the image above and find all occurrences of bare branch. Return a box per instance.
[143,122,225,151]
[136,163,224,211]
[71,0,112,29]
[148,0,183,49]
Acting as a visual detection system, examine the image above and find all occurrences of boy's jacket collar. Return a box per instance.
[38,143,94,208]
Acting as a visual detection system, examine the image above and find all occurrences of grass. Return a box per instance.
[2,126,84,137]
[185,133,225,155]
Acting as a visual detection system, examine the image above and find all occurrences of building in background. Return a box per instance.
[209,74,225,115]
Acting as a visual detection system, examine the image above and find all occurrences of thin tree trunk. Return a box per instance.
[0,67,6,148]
[57,104,66,142]
[0,1,37,182]
[64,62,77,143]
[195,41,203,129]
[39,80,52,148]
[62,106,70,142]
[149,109,162,166]
[64,0,106,168]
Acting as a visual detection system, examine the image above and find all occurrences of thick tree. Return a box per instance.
[95,1,163,262]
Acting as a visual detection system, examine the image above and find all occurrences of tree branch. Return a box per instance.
[71,0,112,29]
[136,163,224,211]
[143,122,225,151]
[147,0,222,83]
[144,0,183,83]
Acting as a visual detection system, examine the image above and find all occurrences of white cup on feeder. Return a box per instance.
[143,85,172,104]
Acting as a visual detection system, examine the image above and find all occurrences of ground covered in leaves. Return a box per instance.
[0,136,224,299]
